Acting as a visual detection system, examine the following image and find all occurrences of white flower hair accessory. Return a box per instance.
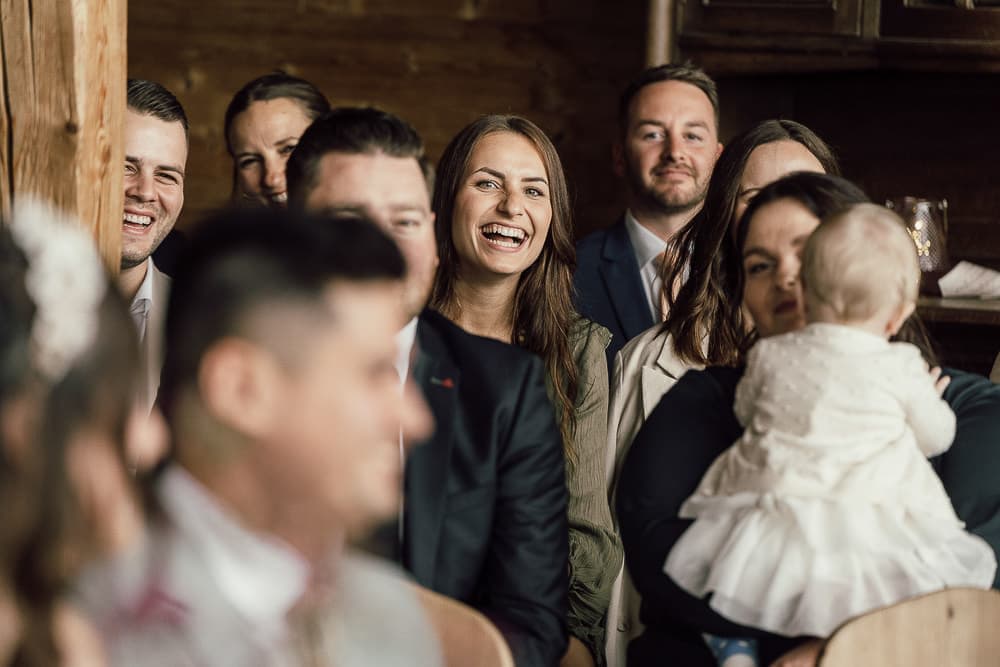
[9,197,107,382]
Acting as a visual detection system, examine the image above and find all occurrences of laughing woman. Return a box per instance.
[430,115,622,667]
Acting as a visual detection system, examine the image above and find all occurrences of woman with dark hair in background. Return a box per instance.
[224,72,330,208]
[430,115,621,666]
[617,172,1000,666]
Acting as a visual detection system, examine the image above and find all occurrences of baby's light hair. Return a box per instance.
[802,203,920,324]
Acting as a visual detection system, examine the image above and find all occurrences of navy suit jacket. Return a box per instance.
[405,309,569,667]
[574,217,655,371]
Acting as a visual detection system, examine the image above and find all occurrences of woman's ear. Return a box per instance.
[886,301,917,336]
[197,338,284,441]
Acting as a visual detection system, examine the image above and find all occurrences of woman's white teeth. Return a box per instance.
[482,224,526,249]
[482,224,525,239]
[124,213,152,225]
[482,224,526,248]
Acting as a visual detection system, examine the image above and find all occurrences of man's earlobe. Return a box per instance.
[198,339,282,440]
[716,142,724,160]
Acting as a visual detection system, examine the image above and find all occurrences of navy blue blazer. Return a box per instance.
[574,217,655,371]
[406,309,570,667]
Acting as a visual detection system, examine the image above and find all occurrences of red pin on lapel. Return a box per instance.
[430,376,454,388]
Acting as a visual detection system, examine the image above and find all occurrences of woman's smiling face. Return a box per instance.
[450,131,553,281]
[228,98,314,208]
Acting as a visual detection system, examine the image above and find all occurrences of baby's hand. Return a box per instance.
[769,639,823,667]
[929,366,951,397]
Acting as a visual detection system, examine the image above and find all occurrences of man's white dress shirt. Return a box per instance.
[624,211,668,321]
[129,257,155,342]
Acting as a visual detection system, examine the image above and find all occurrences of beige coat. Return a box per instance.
[604,322,699,667]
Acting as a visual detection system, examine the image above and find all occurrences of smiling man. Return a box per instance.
[80,210,441,666]
[119,79,188,412]
[574,63,722,368]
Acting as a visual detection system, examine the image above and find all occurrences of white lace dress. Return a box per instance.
[664,323,997,637]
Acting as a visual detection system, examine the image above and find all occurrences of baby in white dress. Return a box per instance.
[664,204,997,662]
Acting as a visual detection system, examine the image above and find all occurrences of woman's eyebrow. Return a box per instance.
[742,247,774,260]
[472,167,505,180]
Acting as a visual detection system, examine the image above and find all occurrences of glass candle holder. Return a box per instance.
[885,197,950,295]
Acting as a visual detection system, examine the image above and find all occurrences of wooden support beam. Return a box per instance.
[0,0,126,273]
[647,0,674,66]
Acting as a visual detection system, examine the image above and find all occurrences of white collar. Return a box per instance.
[158,466,311,632]
[624,210,668,269]
[395,316,419,384]
[131,257,155,309]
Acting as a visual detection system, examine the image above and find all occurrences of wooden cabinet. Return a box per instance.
[881,0,1000,41]
[679,0,864,38]
[673,0,1000,72]
[917,298,1000,376]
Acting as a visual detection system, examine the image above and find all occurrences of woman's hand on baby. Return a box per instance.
[929,366,951,396]
[769,638,823,667]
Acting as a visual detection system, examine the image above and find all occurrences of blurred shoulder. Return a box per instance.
[55,603,106,667]
[333,551,444,667]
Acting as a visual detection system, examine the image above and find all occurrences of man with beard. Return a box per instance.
[118,79,188,414]
[574,64,722,369]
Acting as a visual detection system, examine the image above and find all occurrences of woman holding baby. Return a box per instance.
[615,167,1000,666]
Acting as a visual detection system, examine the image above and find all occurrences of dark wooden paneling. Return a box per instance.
[922,321,999,376]
[127,0,646,238]
[881,0,1000,41]
[717,71,1000,253]
[715,70,1000,372]
[680,0,863,38]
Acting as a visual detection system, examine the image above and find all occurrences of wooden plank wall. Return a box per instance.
[0,0,126,272]
[127,0,647,237]
[716,71,1000,271]
[715,70,1000,372]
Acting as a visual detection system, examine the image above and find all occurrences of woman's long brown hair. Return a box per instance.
[662,119,841,367]
[430,115,581,465]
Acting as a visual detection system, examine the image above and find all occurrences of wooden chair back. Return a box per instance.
[411,584,514,667]
[819,588,1000,666]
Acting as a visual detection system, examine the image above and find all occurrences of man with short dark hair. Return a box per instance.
[575,63,723,367]
[120,78,188,412]
[81,209,442,666]
[287,107,570,667]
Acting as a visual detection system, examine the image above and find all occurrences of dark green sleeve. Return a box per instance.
[936,368,1000,588]
[564,321,622,665]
